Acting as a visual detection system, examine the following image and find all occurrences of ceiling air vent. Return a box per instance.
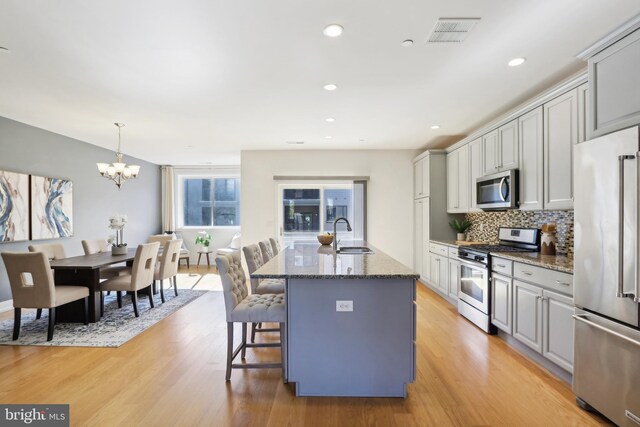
[427,18,480,43]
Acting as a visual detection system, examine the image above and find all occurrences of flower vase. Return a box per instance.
[200,245,210,253]
[456,233,466,242]
[112,246,128,256]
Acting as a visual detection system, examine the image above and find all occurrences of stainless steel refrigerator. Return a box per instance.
[574,126,640,426]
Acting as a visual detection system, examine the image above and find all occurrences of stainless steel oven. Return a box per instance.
[458,258,489,314]
[476,169,518,210]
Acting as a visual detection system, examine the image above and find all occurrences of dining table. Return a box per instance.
[49,248,136,323]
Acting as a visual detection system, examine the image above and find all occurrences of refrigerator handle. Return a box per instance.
[618,155,635,298]
[637,152,640,302]
[573,314,640,348]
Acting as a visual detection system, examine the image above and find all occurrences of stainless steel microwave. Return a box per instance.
[476,169,519,210]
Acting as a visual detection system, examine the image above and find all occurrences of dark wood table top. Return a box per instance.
[50,248,137,270]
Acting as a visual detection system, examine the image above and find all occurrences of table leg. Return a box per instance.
[197,253,202,268]
[54,269,101,323]
[206,253,210,267]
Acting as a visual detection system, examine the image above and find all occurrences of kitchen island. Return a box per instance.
[251,241,418,398]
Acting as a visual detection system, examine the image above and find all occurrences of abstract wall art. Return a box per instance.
[31,175,73,239]
[0,170,29,242]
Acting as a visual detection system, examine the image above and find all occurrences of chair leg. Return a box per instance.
[226,322,234,381]
[148,285,155,308]
[117,291,123,308]
[12,308,21,340]
[241,323,247,360]
[107,291,111,296]
[36,308,42,320]
[173,276,178,296]
[159,279,165,303]
[83,297,89,325]
[132,292,139,317]
[47,308,56,341]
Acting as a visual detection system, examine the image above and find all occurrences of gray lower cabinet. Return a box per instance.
[448,258,459,301]
[542,289,574,373]
[491,273,512,334]
[513,280,543,353]
[428,252,449,296]
[589,27,640,138]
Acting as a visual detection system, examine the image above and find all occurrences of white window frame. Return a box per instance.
[174,167,241,230]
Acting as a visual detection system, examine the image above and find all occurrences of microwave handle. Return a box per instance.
[498,177,508,202]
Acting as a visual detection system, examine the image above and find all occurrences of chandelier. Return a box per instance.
[96,123,140,189]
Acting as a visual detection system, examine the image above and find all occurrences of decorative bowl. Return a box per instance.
[317,234,334,246]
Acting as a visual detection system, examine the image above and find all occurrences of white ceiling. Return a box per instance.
[1,1,639,165]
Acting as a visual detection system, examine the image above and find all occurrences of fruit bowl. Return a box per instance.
[317,234,334,246]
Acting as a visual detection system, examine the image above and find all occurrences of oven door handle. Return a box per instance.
[458,257,487,269]
[499,177,508,202]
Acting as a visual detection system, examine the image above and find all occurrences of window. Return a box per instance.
[181,177,240,227]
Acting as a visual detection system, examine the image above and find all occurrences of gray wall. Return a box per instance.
[0,116,162,302]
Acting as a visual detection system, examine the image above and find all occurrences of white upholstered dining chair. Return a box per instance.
[154,239,182,303]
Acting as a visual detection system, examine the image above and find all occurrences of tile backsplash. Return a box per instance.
[465,210,574,256]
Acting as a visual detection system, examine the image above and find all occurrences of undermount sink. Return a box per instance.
[337,246,374,254]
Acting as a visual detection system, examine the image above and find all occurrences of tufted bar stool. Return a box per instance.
[242,244,285,342]
[215,251,286,381]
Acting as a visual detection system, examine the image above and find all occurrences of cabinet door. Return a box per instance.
[457,145,469,211]
[469,138,483,211]
[513,280,543,353]
[414,200,423,278]
[498,119,519,171]
[422,199,430,281]
[577,83,590,143]
[544,89,577,210]
[542,289,574,373]
[437,255,449,295]
[429,253,439,289]
[413,159,424,199]
[422,156,430,197]
[519,106,544,210]
[491,273,512,334]
[590,28,640,138]
[447,151,459,212]
[482,130,499,175]
[448,259,459,300]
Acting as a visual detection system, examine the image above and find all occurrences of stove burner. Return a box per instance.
[464,244,538,254]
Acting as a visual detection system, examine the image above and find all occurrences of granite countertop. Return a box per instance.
[490,251,574,274]
[429,239,483,247]
[251,241,419,280]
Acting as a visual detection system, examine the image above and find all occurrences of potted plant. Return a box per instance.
[108,214,128,255]
[195,231,212,252]
[449,218,472,242]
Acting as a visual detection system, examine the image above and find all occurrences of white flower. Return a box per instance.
[108,214,127,230]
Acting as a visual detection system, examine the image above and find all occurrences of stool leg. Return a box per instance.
[226,322,234,381]
[251,322,257,343]
[241,323,247,360]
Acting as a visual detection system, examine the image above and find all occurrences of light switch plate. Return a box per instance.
[336,300,353,312]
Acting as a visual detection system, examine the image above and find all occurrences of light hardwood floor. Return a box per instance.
[0,279,611,426]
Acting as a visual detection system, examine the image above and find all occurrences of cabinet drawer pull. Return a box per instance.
[555,280,571,286]
[522,271,533,276]
[496,264,506,268]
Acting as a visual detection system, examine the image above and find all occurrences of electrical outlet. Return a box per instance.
[336,300,353,312]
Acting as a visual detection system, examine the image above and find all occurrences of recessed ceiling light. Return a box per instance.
[186,145,194,148]
[401,40,414,47]
[323,24,344,37]
[286,141,305,145]
[359,139,366,142]
[0,47,10,54]
[325,117,335,122]
[325,136,333,140]
[323,83,337,91]
[431,125,440,130]
[508,57,526,67]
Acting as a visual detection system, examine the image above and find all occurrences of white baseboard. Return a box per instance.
[0,299,13,314]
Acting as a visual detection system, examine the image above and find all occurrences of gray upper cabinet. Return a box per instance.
[413,160,423,199]
[577,82,590,143]
[589,28,640,138]
[519,106,544,210]
[482,119,519,175]
[447,145,469,213]
[544,89,577,210]
[468,138,483,211]
[482,129,499,175]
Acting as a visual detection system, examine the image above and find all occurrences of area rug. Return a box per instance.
[0,289,207,348]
